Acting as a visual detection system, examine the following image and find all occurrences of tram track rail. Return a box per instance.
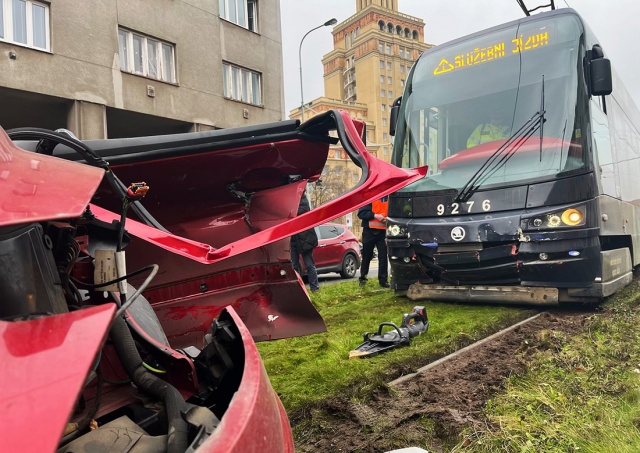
[389,312,545,386]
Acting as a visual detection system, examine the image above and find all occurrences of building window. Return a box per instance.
[383,132,388,140]
[118,28,176,83]
[387,61,391,70]
[388,90,393,98]
[381,89,386,98]
[222,62,262,106]
[345,33,350,49]
[378,42,383,53]
[382,118,387,127]
[400,64,405,73]
[219,0,258,32]
[399,48,404,58]
[380,75,384,83]
[0,0,49,50]
[381,104,386,111]
[385,44,391,55]
[356,27,360,36]
[384,147,389,155]
[387,76,392,84]
[400,79,405,87]
[379,59,384,69]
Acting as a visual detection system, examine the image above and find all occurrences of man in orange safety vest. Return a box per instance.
[357,196,390,288]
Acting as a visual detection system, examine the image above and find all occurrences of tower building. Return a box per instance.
[290,0,432,237]
[323,0,431,160]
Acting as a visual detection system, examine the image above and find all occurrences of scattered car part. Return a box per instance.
[349,306,429,359]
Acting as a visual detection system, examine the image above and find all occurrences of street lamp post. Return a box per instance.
[298,18,337,122]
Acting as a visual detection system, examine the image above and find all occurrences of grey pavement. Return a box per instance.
[317,258,386,288]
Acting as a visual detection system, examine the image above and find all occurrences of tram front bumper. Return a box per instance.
[406,284,559,306]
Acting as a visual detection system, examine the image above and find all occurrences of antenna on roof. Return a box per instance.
[515,0,556,16]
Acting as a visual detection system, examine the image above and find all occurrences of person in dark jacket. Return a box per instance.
[357,196,390,288]
[291,190,320,292]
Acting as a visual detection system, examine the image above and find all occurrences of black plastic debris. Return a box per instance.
[349,306,429,359]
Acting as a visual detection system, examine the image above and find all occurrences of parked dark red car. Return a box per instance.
[313,223,361,278]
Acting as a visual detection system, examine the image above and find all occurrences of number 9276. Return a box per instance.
[436,199,491,216]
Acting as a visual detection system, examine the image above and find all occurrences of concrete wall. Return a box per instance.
[0,0,284,138]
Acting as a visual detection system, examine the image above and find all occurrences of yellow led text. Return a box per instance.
[512,31,549,53]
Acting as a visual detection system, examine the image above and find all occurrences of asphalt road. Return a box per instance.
[317,258,384,288]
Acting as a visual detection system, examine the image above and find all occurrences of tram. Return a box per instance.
[387,8,640,304]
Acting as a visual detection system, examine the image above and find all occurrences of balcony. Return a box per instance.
[344,87,356,101]
[343,74,356,90]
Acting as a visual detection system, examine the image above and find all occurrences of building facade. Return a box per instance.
[0,0,284,139]
[290,0,432,238]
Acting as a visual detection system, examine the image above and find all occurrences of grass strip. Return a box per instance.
[456,277,640,452]
[257,279,534,419]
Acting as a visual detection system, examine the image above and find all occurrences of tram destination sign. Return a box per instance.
[433,28,552,76]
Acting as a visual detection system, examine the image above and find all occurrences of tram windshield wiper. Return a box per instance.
[457,77,547,203]
[455,107,546,203]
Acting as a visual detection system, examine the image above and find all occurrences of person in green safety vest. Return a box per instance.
[466,106,511,148]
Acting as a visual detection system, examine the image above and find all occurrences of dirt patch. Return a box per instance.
[293,310,591,452]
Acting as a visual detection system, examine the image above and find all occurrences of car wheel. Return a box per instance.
[340,253,358,279]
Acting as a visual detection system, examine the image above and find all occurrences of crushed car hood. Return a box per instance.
[0,304,115,453]
[0,128,104,227]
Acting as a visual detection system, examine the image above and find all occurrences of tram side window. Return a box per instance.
[427,108,438,173]
[608,97,640,201]
[402,109,427,168]
[591,100,612,166]
[591,99,617,196]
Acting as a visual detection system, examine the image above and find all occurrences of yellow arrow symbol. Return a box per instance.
[434,58,454,75]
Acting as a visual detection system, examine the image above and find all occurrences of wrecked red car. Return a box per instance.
[0,110,426,452]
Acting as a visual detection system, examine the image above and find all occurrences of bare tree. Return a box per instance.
[308,169,341,207]
[307,161,362,236]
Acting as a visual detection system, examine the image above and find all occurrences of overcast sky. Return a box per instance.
[280,0,639,117]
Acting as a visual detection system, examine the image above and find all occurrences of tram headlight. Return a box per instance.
[522,205,586,230]
[387,224,406,237]
[561,208,583,226]
[547,215,562,227]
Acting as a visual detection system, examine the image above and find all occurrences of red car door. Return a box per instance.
[314,224,345,269]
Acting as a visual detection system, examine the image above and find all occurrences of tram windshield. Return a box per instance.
[392,13,589,195]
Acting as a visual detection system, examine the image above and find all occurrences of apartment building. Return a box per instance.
[0,0,284,139]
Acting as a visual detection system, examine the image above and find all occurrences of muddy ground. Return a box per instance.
[293,310,592,452]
